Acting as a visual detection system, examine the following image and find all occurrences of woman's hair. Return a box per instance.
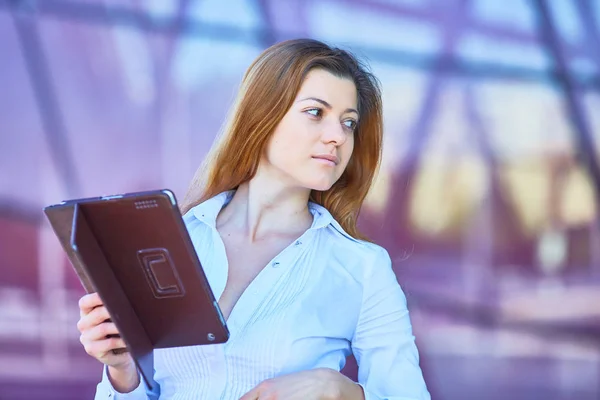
[181,38,383,240]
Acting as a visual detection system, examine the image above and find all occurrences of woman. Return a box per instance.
[77,38,430,400]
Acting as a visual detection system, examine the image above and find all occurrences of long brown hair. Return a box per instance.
[181,39,383,240]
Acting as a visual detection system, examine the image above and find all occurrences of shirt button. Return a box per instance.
[294,240,302,246]
[272,261,281,268]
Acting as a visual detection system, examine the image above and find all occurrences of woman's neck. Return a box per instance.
[216,174,313,243]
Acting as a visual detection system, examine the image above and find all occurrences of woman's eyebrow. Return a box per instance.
[297,97,358,115]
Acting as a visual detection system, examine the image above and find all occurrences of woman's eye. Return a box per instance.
[306,108,323,118]
[343,119,357,130]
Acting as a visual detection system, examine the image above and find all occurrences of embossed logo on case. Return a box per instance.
[137,248,185,298]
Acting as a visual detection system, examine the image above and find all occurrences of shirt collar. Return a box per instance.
[192,190,235,228]
[191,191,358,242]
[308,201,360,243]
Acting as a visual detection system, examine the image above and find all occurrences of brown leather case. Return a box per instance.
[44,189,229,390]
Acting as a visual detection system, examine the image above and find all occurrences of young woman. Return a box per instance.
[77,38,430,400]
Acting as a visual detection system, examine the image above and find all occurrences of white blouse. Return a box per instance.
[95,191,430,400]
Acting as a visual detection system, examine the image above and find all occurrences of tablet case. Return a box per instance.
[44,190,229,390]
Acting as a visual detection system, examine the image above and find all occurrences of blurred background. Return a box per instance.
[1,0,600,399]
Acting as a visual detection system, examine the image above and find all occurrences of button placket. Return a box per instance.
[226,257,289,334]
[271,237,304,269]
[226,231,313,334]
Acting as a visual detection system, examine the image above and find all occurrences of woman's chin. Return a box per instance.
[306,179,336,192]
[296,171,340,192]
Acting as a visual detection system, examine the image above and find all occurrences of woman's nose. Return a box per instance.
[321,119,346,145]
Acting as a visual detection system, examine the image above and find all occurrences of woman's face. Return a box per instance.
[263,68,358,192]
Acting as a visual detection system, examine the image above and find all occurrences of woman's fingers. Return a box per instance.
[77,305,111,333]
[78,293,103,317]
[80,321,120,343]
[80,321,126,359]
[76,294,132,369]
[83,336,128,359]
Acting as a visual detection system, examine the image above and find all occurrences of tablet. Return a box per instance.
[44,189,229,389]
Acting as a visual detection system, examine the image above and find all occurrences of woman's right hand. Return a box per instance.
[77,293,133,370]
[77,293,141,392]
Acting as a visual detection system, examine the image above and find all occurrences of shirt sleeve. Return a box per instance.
[351,247,431,400]
[94,365,159,400]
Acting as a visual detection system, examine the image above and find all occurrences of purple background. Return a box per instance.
[1,0,600,399]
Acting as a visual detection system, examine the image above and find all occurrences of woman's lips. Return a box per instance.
[312,154,339,166]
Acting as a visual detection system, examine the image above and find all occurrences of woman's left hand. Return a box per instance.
[238,368,365,400]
